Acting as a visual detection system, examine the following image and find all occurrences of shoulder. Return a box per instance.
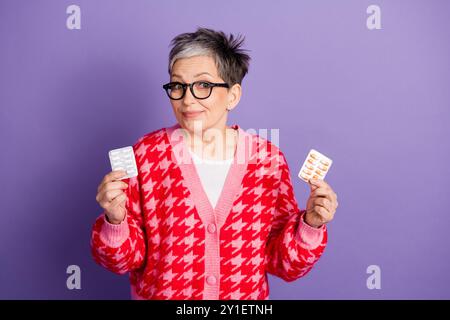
[131,127,170,161]
[135,127,167,146]
[243,129,286,164]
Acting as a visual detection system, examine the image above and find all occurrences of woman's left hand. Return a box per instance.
[304,179,339,228]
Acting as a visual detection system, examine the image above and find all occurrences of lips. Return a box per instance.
[182,110,204,118]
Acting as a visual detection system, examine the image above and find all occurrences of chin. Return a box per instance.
[179,118,208,133]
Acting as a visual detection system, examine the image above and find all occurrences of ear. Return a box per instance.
[226,83,242,111]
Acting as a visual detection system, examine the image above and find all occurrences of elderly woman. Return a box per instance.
[92,27,338,300]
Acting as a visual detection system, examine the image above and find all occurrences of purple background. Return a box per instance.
[1,0,449,299]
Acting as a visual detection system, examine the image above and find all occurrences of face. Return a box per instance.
[168,55,241,135]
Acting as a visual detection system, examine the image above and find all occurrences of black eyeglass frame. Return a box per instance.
[162,81,230,100]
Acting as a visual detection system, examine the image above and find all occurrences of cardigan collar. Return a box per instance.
[165,123,251,230]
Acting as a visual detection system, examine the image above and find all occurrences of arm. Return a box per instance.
[265,152,328,282]
[90,150,147,275]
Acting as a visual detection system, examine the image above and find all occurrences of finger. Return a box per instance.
[100,189,124,205]
[107,189,124,203]
[313,205,333,222]
[98,180,128,194]
[316,196,338,212]
[314,197,333,212]
[98,182,124,195]
[309,178,330,189]
[99,173,126,192]
[101,170,128,186]
[309,182,320,191]
[311,185,337,200]
[109,192,127,209]
[310,187,335,202]
[309,179,337,199]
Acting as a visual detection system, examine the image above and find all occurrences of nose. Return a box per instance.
[182,85,196,105]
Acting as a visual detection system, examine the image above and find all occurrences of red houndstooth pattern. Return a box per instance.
[91,124,327,300]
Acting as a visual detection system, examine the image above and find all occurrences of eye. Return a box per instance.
[196,82,211,89]
[171,83,183,90]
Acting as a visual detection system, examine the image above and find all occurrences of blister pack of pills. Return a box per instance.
[298,149,332,183]
[108,146,138,180]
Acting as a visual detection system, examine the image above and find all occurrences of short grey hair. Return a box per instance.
[168,27,251,86]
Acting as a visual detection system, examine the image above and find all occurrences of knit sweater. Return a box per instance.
[91,123,328,300]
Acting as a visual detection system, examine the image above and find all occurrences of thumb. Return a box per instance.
[308,180,317,192]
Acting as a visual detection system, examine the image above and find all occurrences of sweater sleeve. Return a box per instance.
[265,152,328,282]
[90,155,147,275]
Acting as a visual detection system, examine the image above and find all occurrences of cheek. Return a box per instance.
[171,101,182,113]
[204,95,227,113]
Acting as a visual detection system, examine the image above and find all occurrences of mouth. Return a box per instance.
[181,110,205,119]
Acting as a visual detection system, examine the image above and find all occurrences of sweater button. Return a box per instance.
[206,275,217,285]
[207,223,216,234]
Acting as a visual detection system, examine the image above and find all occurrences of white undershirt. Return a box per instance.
[188,148,234,209]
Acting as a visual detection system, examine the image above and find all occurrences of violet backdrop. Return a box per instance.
[1,0,449,299]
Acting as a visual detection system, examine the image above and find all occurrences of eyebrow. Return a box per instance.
[194,72,214,78]
[172,72,215,80]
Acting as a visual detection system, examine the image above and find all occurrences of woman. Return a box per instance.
[92,27,338,300]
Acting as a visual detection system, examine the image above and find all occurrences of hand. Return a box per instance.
[95,170,129,224]
[304,178,339,228]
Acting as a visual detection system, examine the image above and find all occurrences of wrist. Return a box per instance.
[303,212,323,229]
[105,214,124,225]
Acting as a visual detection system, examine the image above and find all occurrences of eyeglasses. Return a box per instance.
[162,81,229,100]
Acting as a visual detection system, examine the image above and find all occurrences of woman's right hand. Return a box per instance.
[96,170,129,224]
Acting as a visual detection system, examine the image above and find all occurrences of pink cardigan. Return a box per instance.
[91,124,327,300]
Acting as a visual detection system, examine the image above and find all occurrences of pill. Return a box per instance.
[300,173,309,180]
[109,146,138,180]
[298,149,333,183]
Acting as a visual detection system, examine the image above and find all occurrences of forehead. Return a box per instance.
[171,55,218,77]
